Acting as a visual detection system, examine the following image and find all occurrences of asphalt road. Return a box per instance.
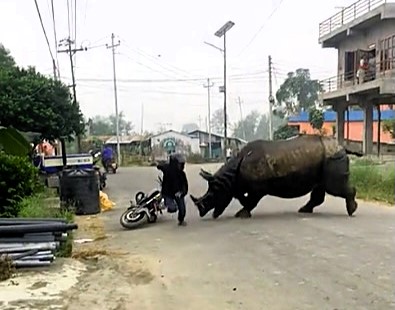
[101,164,395,310]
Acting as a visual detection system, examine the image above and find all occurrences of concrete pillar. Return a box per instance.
[363,104,374,155]
[335,106,345,145]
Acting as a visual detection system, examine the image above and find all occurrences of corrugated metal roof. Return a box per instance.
[105,135,144,144]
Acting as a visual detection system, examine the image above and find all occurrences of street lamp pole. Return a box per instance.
[214,21,234,158]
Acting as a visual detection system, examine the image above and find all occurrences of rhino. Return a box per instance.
[190,135,363,219]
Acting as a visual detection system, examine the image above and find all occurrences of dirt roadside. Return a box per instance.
[0,214,168,310]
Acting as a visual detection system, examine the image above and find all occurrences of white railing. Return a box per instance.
[319,0,387,39]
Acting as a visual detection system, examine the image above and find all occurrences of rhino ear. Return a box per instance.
[199,169,214,182]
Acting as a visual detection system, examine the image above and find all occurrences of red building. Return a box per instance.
[288,106,394,144]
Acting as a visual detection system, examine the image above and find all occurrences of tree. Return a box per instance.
[275,68,323,116]
[0,44,85,141]
[181,123,199,133]
[232,110,286,141]
[89,112,133,136]
[0,44,16,69]
[109,111,134,135]
[273,125,300,140]
[211,108,230,135]
[309,107,325,132]
[382,119,395,139]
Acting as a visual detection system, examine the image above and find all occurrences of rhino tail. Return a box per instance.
[344,147,364,157]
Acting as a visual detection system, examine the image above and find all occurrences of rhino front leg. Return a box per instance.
[235,192,264,218]
[298,186,326,214]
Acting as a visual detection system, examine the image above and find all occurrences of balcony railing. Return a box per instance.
[320,59,395,93]
[319,0,387,39]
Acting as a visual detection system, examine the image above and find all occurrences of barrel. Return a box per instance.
[59,169,100,215]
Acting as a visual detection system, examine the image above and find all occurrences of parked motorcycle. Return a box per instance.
[104,158,118,174]
[120,176,165,229]
[89,150,107,190]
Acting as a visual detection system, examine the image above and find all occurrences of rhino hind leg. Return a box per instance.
[326,184,358,217]
[323,150,358,216]
[298,186,326,214]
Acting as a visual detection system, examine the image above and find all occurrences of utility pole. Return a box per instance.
[237,96,246,140]
[204,78,214,158]
[268,55,274,140]
[140,103,144,156]
[106,33,121,166]
[58,37,87,153]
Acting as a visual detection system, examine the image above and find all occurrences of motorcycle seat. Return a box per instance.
[140,190,160,203]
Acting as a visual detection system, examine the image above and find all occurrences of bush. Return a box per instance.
[187,153,206,164]
[0,152,43,217]
[350,161,395,204]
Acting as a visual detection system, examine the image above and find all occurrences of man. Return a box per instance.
[102,145,114,171]
[157,153,188,226]
[357,55,368,84]
[226,147,233,162]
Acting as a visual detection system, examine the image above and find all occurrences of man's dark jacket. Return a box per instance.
[157,161,188,199]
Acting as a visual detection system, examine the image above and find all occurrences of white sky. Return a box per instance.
[0,0,357,133]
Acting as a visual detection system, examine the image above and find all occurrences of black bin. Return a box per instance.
[60,168,100,215]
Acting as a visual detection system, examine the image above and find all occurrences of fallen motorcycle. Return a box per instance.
[120,176,165,229]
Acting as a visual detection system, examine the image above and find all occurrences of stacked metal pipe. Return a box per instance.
[0,218,78,268]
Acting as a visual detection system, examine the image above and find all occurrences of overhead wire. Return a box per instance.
[66,0,71,39]
[74,0,77,45]
[50,0,61,78]
[121,38,201,80]
[237,0,286,57]
[33,0,55,63]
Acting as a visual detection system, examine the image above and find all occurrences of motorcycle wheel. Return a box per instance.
[119,208,147,229]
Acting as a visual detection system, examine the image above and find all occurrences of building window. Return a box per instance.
[344,51,355,81]
[379,34,395,72]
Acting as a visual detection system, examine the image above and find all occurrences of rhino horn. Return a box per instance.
[199,169,214,182]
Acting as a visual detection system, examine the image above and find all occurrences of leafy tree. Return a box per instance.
[233,110,286,141]
[382,119,395,139]
[89,111,134,136]
[309,107,325,131]
[0,44,85,141]
[0,44,16,69]
[275,68,323,116]
[273,125,299,140]
[181,123,199,133]
[211,108,230,135]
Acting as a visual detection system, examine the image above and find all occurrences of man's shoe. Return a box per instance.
[178,221,187,226]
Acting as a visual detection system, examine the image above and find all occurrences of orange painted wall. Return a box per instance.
[292,121,394,143]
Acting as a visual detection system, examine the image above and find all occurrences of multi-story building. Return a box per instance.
[319,0,395,154]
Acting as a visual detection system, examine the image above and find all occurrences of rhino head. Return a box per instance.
[190,157,243,219]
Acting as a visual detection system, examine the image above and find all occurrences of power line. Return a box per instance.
[66,0,71,39]
[237,0,286,57]
[33,0,54,60]
[74,0,77,45]
[50,0,60,79]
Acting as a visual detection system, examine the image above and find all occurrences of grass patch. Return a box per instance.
[350,160,395,204]
[17,194,75,257]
